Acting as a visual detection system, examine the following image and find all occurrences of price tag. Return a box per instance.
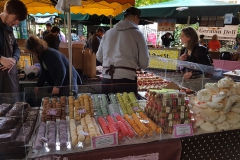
[91,132,118,149]
[78,109,86,114]
[166,107,170,113]
[140,119,149,123]
[47,109,57,115]
[111,113,119,117]
[132,106,139,111]
[180,112,185,119]
[181,106,185,112]
[168,113,173,120]
[173,124,194,138]
[79,131,89,136]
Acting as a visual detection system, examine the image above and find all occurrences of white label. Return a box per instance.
[173,124,194,138]
[79,131,89,136]
[168,113,173,120]
[91,132,118,149]
[169,120,173,126]
[166,107,170,113]
[180,112,185,119]
[47,109,57,116]
[181,106,185,112]
[78,109,86,114]
[140,119,149,123]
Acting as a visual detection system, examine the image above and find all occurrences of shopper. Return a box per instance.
[44,26,61,50]
[42,23,52,39]
[87,28,105,66]
[179,27,213,79]
[26,36,82,96]
[161,32,174,47]
[208,34,221,51]
[0,0,27,93]
[199,34,207,47]
[96,7,149,94]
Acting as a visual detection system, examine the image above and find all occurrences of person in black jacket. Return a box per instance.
[161,32,174,47]
[44,26,60,50]
[26,36,82,96]
[179,27,213,79]
[87,28,105,66]
[0,0,27,94]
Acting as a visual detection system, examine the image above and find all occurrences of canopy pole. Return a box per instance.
[187,16,190,25]
[67,11,73,93]
[64,12,67,41]
[110,16,113,28]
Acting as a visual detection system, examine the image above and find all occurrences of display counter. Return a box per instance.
[3,57,240,159]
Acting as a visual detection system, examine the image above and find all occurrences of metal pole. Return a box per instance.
[67,11,73,90]
[110,16,113,28]
[64,12,67,41]
[187,16,191,25]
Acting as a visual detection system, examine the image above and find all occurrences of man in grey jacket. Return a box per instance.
[96,7,149,94]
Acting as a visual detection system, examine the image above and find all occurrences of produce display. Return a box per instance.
[192,76,240,132]
[0,102,35,144]
[145,89,192,134]
[41,97,66,122]
[116,92,142,114]
[137,73,170,91]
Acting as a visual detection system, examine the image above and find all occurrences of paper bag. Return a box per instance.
[72,44,84,72]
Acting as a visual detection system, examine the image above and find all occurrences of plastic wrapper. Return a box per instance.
[0,118,17,132]
[6,102,29,117]
[0,103,13,116]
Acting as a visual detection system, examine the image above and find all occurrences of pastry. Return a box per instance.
[200,121,216,132]
[196,89,212,102]
[226,112,240,124]
[205,83,219,93]
[200,108,219,122]
[216,121,231,130]
[211,91,226,103]
[213,114,227,124]
[206,102,224,111]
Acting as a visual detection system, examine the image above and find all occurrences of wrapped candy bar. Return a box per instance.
[6,102,29,117]
[0,103,13,116]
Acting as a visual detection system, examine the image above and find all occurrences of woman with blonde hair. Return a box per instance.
[208,34,221,51]
[26,36,82,95]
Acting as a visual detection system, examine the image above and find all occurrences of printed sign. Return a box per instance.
[147,33,157,46]
[173,124,194,138]
[91,132,118,149]
[157,19,176,31]
[198,25,238,40]
[149,49,179,70]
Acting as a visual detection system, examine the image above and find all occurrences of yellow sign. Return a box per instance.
[149,49,179,70]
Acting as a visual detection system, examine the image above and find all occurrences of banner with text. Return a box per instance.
[198,25,238,40]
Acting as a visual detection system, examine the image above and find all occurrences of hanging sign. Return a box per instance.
[147,33,157,46]
[198,25,238,40]
[157,19,176,31]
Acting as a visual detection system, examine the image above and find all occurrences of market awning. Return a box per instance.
[0,0,135,16]
[115,0,240,24]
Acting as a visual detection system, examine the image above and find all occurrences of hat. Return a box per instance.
[124,7,141,18]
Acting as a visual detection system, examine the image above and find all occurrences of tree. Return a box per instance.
[135,0,171,7]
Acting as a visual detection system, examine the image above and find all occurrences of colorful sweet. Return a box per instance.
[116,93,128,114]
[58,120,68,148]
[47,121,56,149]
[34,122,46,150]
[124,114,144,138]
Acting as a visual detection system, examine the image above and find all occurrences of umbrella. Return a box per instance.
[138,0,240,24]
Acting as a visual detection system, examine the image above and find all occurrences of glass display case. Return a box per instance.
[24,85,163,158]
[146,56,236,92]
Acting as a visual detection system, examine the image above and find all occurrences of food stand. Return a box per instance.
[1,56,240,159]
